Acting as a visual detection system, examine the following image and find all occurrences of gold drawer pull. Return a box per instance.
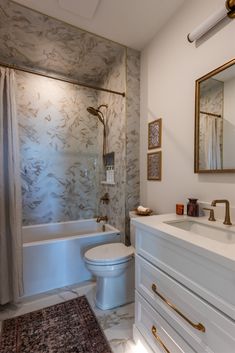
[152,283,205,332]
[152,325,171,353]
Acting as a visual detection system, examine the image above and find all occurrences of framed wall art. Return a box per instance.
[148,118,162,149]
[147,151,162,181]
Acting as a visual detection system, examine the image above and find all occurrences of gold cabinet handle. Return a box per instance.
[152,325,171,353]
[152,283,205,332]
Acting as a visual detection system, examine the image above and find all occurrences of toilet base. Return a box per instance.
[95,259,134,310]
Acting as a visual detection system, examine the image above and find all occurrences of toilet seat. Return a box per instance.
[84,243,135,266]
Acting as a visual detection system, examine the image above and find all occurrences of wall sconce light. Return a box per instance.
[187,0,235,43]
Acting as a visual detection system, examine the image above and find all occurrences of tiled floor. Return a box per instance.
[0,281,140,353]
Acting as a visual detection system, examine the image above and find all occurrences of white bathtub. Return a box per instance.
[23,219,120,297]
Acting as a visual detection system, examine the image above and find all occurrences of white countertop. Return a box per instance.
[132,213,235,270]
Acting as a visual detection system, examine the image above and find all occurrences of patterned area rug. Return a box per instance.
[0,296,112,353]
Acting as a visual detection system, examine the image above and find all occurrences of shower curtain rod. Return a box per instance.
[200,111,222,118]
[0,62,126,97]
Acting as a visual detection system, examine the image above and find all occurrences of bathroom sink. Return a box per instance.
[165,220,235,244]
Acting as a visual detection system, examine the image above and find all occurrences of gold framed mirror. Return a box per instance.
[195,58,235,173]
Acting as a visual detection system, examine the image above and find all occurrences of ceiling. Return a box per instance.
[12,0,185,50]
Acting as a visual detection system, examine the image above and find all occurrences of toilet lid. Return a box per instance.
[85,243,134,264]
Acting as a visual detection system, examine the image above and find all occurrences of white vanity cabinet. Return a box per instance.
[132,214,235,353]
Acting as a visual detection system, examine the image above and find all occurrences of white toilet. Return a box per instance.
[84,212,136,310]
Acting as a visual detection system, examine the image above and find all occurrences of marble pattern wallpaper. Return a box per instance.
[98,49,140,239]
[0,0,125,87]
[125,49,140,242]
[0,0,140,238]
[98,53,126,237]
[16,70,103,225]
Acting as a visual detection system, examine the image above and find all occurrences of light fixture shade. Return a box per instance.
[187,6,228,43]
[187,0,235,43]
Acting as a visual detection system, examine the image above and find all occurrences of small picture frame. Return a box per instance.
[147,151,162,181]
[148,118,162,149]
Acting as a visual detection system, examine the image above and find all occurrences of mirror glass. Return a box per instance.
[195,59,235,173]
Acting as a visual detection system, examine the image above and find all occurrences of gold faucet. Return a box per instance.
[211,200,232,225]
[203,208,216,221]
[96,215,108,223]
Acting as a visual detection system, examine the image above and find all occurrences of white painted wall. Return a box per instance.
[223,76,235,168]
[140,0,235,215]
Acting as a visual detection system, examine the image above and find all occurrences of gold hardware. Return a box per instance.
[152,326,170,353]
[226,0,235,8]
[211,200,232,225]
[0,61,125,97]
[194,58,235,174]
[203,208,216,221]
[152,284,205,332]
[96,215,108,223]
[100,193,110,204]
[226,0,235,18]
[199,111,222,118]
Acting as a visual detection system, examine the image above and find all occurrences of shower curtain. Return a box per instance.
[0,68,23,304]
[200,114,222,170]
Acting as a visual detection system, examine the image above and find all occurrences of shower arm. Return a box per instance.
[102,112,107,157]
[94,110,106,157]
[98,104,108,110]
[97,110,105,126]
[103,125,107,157]
[97,113,105,126]
[99,109,107,158]
[86,104,108,158]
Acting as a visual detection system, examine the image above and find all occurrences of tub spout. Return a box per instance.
[96,216,108,223]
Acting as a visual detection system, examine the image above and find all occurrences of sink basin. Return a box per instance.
[165,220,235,244]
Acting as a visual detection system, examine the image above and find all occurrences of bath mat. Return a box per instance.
[0,296,112,353]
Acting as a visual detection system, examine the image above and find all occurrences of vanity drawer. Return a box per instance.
[135,291,195,353]
[136,255,235,353]
[135,227,235,320]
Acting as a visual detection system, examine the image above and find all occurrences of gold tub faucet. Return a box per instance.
[96,216,108,223]
[211,199,232,225]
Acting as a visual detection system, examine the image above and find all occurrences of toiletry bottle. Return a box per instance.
[187,198,199,217]
[107,166,111,183]
[106,166,109,183]
[110,166,114,184]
